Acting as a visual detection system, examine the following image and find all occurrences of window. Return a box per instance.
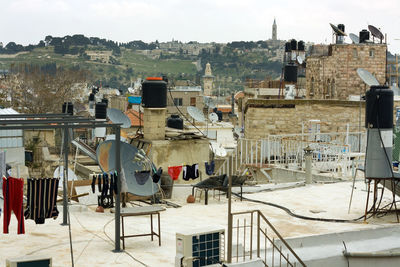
[331,79,335,98]
[353,48,358,58]
[190,97,196,106]
[173,98,183,106]
[369,49,375,58]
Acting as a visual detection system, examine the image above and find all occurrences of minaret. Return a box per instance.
[202,62,214,96]
[272,18,277,41]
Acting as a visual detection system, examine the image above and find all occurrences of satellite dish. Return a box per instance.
[203,96,216,109]
[329,23,347,36]
[357,68,380,86]
[96,140,159,197]
[107,108,131,128]
[349,33,359,44]
[187,106,206,122]
[368,25,384,41]
[209,113,218,123]
[53,166,78,181]
[210,142,227,157]
[297,55,303,64]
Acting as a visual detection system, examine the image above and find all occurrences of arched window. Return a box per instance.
[326,79,331,98]
[331,79,335,98]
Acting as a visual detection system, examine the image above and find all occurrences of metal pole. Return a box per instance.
[227,174,232,263]
[114,125,122,252]
[62,126,69,225]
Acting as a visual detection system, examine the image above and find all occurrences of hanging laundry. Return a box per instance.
[168,166,182,181]
[109,173,114,195]
[91,174,96,193]
[24,178,59,225]
[101,173,109,198]
[3,176,25,234]
[0,150,5,217]
[182,164,199,180]
[205,161,215,175]
[97,174,102,193]
[135,170,151,185]
[152,167,163,183]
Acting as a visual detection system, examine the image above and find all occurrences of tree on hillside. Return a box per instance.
[3,64,89,113]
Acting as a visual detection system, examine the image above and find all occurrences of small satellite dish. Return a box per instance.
[329,23,347,36]
[187,106,206,122]
[349,33,359,44]
[203,96,216,109]
[107,108,131,128]
[357,68,380,86]
[297,55,303,64]
[368,25,384,41]
[53,166,78,181]
[210,142,227,157]
[209,113,218,123]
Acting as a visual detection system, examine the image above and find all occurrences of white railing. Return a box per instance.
[216,131,367,178]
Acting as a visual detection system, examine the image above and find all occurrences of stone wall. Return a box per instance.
[244,99,400,139]
[306,44,386,100]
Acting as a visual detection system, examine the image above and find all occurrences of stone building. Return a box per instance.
[306,43,386,100]
[202,63,214,96]
[166,86,204,117]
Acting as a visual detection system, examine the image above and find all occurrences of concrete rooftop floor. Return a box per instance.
[1,180,399,267]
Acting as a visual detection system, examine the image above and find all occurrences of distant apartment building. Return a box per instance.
[166,86,204,117]
[85,50,112,63]
[306,43,386,100]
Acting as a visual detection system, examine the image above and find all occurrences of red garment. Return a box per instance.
[168,166,183,181]
[3,177,25,234]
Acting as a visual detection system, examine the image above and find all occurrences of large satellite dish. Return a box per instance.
[349,33,359,44]
[96,140,159,197]
[204,96,216,109]
[368,25,384,42]
[187,106,206,122]
[208,113,218,123]
[357,68,380,87]
[107,108,131,128]
[329,23,347,36]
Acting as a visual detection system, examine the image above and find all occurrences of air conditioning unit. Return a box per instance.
[175,227,225,267]
[6,256,52,267]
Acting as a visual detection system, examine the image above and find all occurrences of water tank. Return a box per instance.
[290,39,297,51]
[298,41,305,51]
[101,98,108,107]
[338,24,345,32]
[359,29,370,43]
[142,78,167,108]
[365,86,393,128]
[88,93,95,102]
[284,64,298,83]
[62,102,73,115]
[167,114,183,130]
[95,102,107,119]
[285,42,291,52]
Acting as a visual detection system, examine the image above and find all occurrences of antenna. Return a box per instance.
[96,140,159,197]
[208,112,218,123]
[368,25,384,43]
[357,68,380,86]
[106,108,131,128]
[203,96,216,109]
[187,106,206,122]
[349,33,360,44]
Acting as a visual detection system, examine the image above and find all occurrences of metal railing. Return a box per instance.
[229,210,306,266]
[216,131,367,179]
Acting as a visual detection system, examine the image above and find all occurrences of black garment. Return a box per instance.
[205,161,215,175]
[152,167,163,183]
[24,178,59,224]
[91,175,96,193]
[113,172,118,194]
[183,164,199,180]
[109,173,114,195]
[97,174,102,192]
[101,173,109,198]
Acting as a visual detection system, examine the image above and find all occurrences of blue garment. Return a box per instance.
[205,161,215,175]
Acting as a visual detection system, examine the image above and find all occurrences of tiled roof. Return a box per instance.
[125,109,143,127]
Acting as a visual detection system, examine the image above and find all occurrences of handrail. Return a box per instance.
[230,209,306,267]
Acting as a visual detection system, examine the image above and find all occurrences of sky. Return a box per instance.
[1,0,400,54]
